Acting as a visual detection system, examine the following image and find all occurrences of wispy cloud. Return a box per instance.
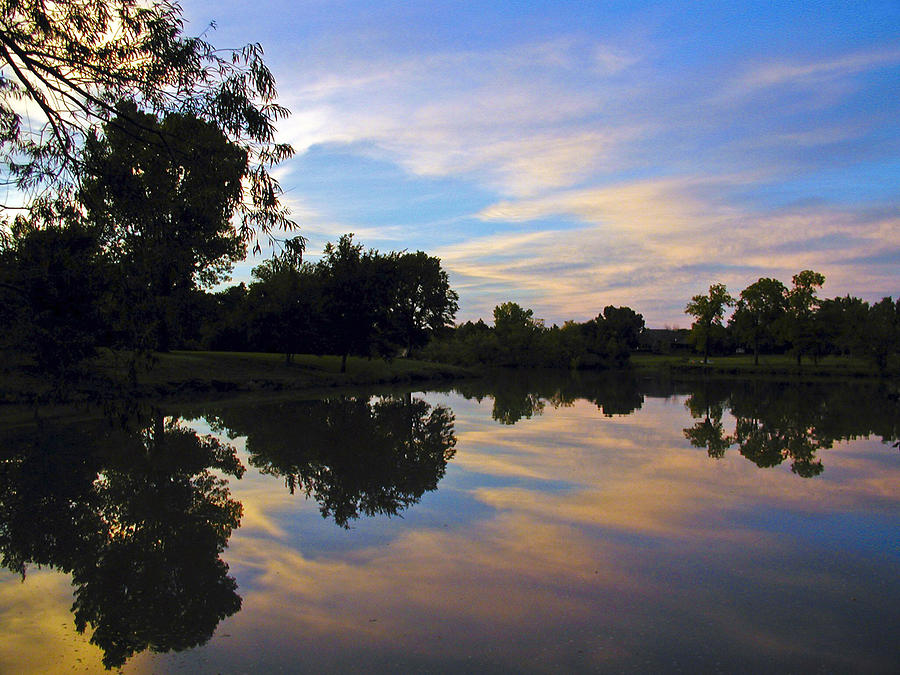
[733,47,900,93]
[438,176,900,324]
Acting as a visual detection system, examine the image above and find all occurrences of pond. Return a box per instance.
[1,373,898,673]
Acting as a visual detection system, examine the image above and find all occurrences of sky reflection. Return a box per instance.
[144,388,899,672]
[1,383,897,672]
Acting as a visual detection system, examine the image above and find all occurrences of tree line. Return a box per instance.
[685,271,900,372]
[421,303,645,369]
[200,235,458,372]
[0,99,457,378]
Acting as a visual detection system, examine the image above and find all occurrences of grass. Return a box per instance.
[0,350,474,404]
[630,352,889,378]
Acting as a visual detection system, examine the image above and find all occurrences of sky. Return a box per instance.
[183,1,900,327]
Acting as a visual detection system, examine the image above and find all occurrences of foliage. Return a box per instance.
[80,103,248,350]
[729,277,787,365]
[422,303,644,369]
[685,282,734,363]
[0,0,294,246]
[784,270,826,365]
[392,251,459,353]
[0,211,108,377]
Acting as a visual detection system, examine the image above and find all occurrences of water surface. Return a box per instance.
[1,374,897,672]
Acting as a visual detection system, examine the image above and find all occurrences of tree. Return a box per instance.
[80,104,248,351]
[0,211,108,378]
[246,255,321,363]
[685,283,734,364]
[815,295,868,357]
[391,251,459,355]
[317,235,395,373]
[493,302,541,366]
[784,270,825,365]
[0,0,294,247]
[862,297,899,374]
[730,277,787,365]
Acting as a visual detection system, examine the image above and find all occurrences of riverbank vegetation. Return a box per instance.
[682,272,899,375]
[1,3,896,392]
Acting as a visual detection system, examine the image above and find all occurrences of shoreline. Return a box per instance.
[2,350,893,407]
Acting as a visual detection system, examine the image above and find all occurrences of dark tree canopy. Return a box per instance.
[0,407,245,669]
[0,214,107,375]
[729,277,787,365]
[393,251,459,353]
[0,0,294,246]
[685,283,734,364]
[78,103,250,350]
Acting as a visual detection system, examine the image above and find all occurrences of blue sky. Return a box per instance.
[185,1,900,326]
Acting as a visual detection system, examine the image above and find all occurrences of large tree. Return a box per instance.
[685,283,734,364]
[316,235,395,373]
[391,251,459,355]
[784,270,825,365]
[79,103,249,351]
[730,277,787,365]
[0,0,294,246]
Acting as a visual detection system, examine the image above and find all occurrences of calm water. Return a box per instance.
[1,373,898,673]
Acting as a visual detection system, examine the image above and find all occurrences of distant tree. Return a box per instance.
[1,0,295,247]
[784,270,825,365]
[493,302,541,365]
[863,297,899,374]
[729,277,787,365]
[247,255,321,363]
[391,251,459,354]
[316,235,394,372]
[80,103,248,351]
[580,306,644,368]
[602,306,644,347]
[685,283,734,363]
[816,295,868,357]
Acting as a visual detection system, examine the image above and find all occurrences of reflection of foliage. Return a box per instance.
[453,370,645,423]
[682,380,900,476]
[683,401,732,459]
[492,389,545,424]
[0,408,244,669]
[208,394,457,528]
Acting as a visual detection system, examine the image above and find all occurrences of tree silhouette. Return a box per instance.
[730,277,787,365]
[784,270,825,365]
[208,394,457,528]
[0,407,244,669]
[0,0,294,247]
[685,283,734,363]
[80,103,249,351]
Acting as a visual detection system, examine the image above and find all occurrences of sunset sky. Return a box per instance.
[184,1,900,326]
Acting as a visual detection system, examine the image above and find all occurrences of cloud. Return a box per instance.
[435,176,900,323]
[276,37,647,197]
[734,47,900,93]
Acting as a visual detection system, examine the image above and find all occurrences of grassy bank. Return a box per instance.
[0,350,474,404]
[630,352,892,378]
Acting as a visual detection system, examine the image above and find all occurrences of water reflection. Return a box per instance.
[682,379,900,475]
[453,370,646,423]
[456,371,898,474]
[203,394,457,527]
[0,376,897,672]
[0,408,244,669]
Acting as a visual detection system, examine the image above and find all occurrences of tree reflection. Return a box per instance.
[0,408,244,669]
[207,394,457,527]
[453,370,645,424]
[683,379,900,476]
